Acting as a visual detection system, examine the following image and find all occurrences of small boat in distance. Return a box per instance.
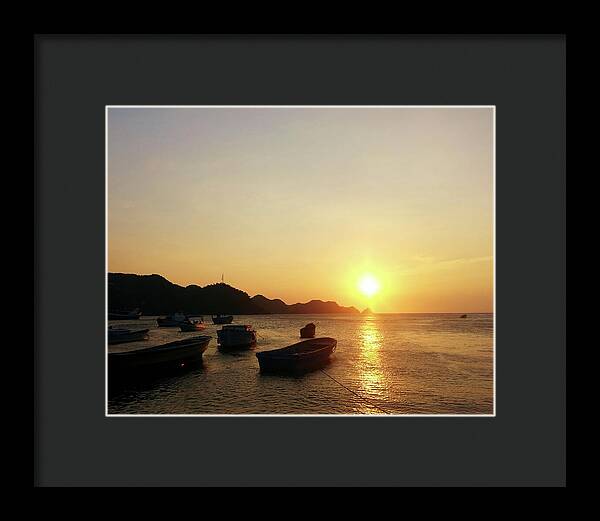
[108,308,142,320]
[107,327,150,345]
[109,335,212,374]
[180,320,206,332]
[460,314,468,318]
[212,314,233,325]
[157,312,194,327]
[256,337,337,374]
[300,323,316,338]
[217,325,257,350]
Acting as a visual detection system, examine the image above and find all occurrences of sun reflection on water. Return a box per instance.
[358,317,388,399]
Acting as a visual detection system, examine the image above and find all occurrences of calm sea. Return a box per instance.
[107,313,494,415]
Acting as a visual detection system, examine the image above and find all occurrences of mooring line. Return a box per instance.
[319,369,392,415]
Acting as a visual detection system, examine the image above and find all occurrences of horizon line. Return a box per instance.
[107,271,493,314]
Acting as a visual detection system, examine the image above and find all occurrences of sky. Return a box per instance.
[108,107,493,313]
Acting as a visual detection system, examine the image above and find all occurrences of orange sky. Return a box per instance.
[108,107,493,312]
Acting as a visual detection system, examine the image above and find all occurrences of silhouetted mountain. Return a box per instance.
[108,273,360,315]
[361,308,373,315]
[250,294,289,314]
[288,300,358,314]
[250,294,359,314]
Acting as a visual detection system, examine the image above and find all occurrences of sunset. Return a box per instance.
[106,105,494,416]
[358,274,380,298]
[108,107,493,313]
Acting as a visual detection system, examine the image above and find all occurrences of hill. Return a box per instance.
[108,273,360,315]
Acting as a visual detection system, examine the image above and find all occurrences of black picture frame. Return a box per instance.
[34,34,566,486]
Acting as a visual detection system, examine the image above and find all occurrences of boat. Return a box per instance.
[256,337,337,374]
[300,322,316,338]
[212,314,233,325]
[460,314,468,318]
[157,312,194,327]
[108,308,142,320]
[109,335,212,374]
[107,327,150,345]
[180,321,206,332]
[217,324,257,350]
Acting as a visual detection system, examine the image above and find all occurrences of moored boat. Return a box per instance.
[217,324,257,350]
[300,322,316,338]
[157,312,193,327]
[212,314,233,325]
[107,327,150,345]
[180,321,206,332]
[256,337,337,374]
[108,308,142,320]
[108,335,212,374]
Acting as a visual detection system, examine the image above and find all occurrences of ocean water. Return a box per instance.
[107,313,494,415]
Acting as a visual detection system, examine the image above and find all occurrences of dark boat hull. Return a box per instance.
[212,315,233,324]
[256,337,337,374]
[108,328,150,345]
[109,336,211,375]
[217,326,257,351]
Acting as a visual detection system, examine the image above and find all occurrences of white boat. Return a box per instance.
[217,324,257,350]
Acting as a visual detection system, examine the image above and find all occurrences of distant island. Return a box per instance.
[108,273,361,315]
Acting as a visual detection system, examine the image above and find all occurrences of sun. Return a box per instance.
[358,274,380,298]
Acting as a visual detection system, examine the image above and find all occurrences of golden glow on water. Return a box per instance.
[358,317,388,399]
[109,313,494,414]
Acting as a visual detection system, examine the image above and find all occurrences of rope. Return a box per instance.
[319,368,392,415]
